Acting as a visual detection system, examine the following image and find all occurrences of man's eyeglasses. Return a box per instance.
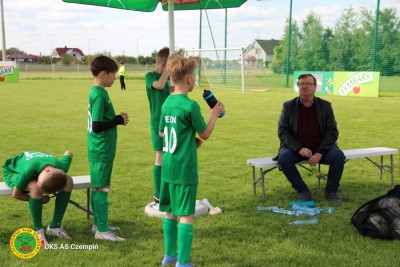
[297,82,315,87]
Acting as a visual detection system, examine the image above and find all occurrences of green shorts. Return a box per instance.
[151,127,163,151]
[159,182,197,216]
[89,161,113,188]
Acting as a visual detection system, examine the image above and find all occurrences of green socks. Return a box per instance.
[29,197,43,231]
[163,218,178,257]
[50,191,71,229]
[93,190,109,232]
[153,165,161,197]
[178,223,193,265]
[91,190,97,226]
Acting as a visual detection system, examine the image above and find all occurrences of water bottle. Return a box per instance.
[292,205,334,215]
[257,206,279,211]
[289,218,319,225]
[203,89,225,118]
[272,207,297,216]
[292,205,317,216]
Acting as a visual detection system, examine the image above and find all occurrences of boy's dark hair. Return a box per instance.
[157,47,169,60]
[40,169,67,193]
[90,55,118,76]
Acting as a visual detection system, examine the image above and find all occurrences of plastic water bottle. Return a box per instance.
[289,218,319,225]
[292,205,318,216]
[257,206,279,211]
[292,205,334,215]
[272,207,297,216]
[203,89,225,118]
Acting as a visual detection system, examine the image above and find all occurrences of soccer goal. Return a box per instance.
[185,47,269,93]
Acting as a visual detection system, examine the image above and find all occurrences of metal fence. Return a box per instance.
[16,63,153,79]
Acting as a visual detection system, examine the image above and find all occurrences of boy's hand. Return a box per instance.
[196,137,203,148]
[211,102,225,118]
[120,112,129,125]
[64,151,73,158]
[42,195,50,204]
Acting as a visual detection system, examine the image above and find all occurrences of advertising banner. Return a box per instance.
[294,71,380,97]
[0,61,19,83]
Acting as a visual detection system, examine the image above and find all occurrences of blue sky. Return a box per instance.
[2,0,400,58]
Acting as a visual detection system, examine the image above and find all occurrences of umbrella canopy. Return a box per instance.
[62,0,247,53]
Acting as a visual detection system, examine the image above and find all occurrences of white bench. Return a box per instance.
[247,147,399,201]
[0,175,92,219]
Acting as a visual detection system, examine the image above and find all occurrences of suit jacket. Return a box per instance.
[276,96,339,156]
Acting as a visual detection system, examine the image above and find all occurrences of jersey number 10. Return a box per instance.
[163,127,177,154]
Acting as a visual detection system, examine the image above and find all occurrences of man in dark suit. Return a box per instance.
[276,73,345,202]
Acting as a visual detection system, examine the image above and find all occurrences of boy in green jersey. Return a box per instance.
[88,55,129,241]
[2,151,74,246]
[144,47,170,204]
[159,55,225,267]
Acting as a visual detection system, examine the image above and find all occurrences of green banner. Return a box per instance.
[294,71,380,97]
[0,62,19,83]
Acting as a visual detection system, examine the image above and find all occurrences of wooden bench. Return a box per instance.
[247,147,399,201]
[0,175,92,219]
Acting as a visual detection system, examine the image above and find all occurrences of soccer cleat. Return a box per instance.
[154,195,160,204]
[95,230,126,241]
[36,229,48,246]
[161,254,178,267]
[176,262,194,267]
[46,225,71,239]
[91,224,121,234]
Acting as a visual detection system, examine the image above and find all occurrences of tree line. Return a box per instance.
[270,6,400,76]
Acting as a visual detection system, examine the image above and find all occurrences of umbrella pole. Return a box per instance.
[168,0,175,55]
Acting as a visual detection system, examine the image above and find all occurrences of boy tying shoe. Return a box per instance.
[2,151,74,245]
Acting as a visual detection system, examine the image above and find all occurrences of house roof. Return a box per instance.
[55,47,85,56]
[254,39,281,54]
[8,54,42,60]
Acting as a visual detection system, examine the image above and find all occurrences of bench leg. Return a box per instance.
[87,188,91,220]
[364,156,395,188]
[251,167,277,202]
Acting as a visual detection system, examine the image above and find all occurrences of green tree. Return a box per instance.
[61,54,72,65]
[329,6,359,71]
[271,19,301,74]
[374,8,400,76]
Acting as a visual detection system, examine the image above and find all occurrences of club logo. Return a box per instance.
[10,228,41,259]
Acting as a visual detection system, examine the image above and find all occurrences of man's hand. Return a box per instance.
[299,147,312,158]
[309,153,322,166]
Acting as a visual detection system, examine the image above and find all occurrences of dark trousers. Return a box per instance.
[277,145,345,194]
[120,75,126,90]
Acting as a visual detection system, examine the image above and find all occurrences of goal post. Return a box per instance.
[186,47,270,93]
[186,47,245,93]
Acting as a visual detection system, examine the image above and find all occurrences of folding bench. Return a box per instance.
[0,175,92,219]
[247,147,399,201]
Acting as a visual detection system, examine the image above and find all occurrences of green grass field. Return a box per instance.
[0,76,399,266]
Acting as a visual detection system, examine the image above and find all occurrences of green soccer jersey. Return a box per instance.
[2,152,72,191]
[159,94,207,185]
[145,71,170,129]
[87,86,117,161]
